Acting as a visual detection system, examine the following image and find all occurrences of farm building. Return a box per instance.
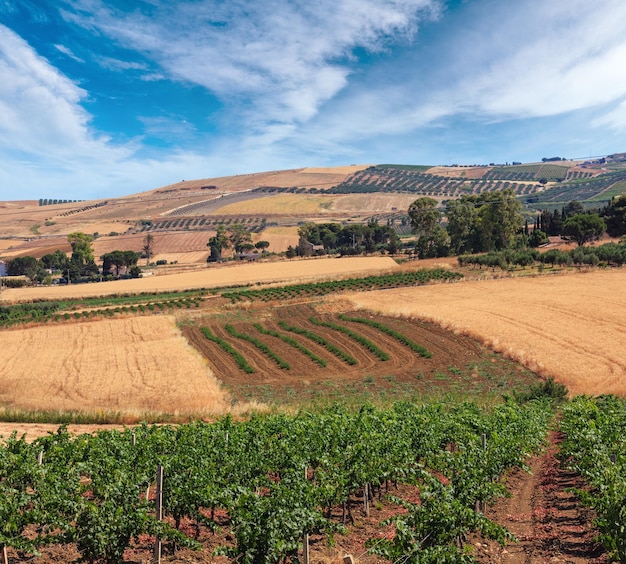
[0,260,6,277]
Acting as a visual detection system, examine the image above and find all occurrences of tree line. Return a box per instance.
[3,232,141,284]
[409,191,626,259]
[288,221,400,258]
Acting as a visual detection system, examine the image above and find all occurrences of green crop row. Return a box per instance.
[278,321,357,365]
[253,323,327,367]
[221,268,463,303]
[225,324,290,370]
[309,317,390,361]
[200,326,255,373]
[339,314,431,358]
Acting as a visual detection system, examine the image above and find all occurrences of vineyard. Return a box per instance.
[139,216,266,233]
[329,166,539,198]
[0,400,553,563]
[525,168,626,206]
[559,396,626,562]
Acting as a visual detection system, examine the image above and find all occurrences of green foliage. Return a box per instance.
[278,321,358,365]
[602,194,626,237]
[253,323,327,367]
[561,213,606,246]
[0,401,553,563]
[512,378,568,403]
[225,324,290,369]
[222,268,463,302]
[309,316,390,361]
[446,189,524,254]
[560,396,626,561]
[200,326,255,373]
[338,314,431,358]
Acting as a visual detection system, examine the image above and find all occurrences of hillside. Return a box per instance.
[2,156,625,267]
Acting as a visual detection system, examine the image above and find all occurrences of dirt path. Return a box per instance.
[476,431,609,563]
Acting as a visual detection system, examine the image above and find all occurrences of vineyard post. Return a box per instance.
[153,465,163,563]
[302,533,309,564]
[131,432,136,446]
[2,545,7,564]
[480,433,487,512]
[363,483,370,517]
[37,451,43,465]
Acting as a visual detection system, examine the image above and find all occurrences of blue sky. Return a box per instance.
[2,0,626,200]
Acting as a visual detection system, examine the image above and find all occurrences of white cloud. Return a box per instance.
[433,0,626,121]
[61,0,442,126]
[0,24,121,161]
[54,43,84,62]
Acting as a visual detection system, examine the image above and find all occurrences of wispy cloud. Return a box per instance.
[54,43,84,62]
[61,0,442,126]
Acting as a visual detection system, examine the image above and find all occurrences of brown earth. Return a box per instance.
[181,303,540,406]
[474,432,609,564]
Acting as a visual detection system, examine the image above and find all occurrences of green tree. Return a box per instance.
[40,250,69,271]
[446,198,478,254]
[409,197,439,232]
[255,240,270,253]
[562,214,606,247]
[602,194,626,237]
[229,224,253,254]
[142,233,154,264]
[207,225,230,262]
[408,198,439,240]
[563,200,585,219]
[67,232,96,276]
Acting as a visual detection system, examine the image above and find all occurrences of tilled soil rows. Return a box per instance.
[181,304,539,403]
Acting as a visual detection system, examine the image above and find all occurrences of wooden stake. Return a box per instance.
[37,451,43,465]
[153,465,163,563]
[363,483,370,517]
[302,533,309,564]
[2,544,8,564]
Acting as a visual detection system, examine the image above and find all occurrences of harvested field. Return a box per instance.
[93,230,213,256]
[183,303,539,405]
[0,316,231,416]
[212,193,338,215]
[256,226,299,252]
[342,269,626,396]
[0,256,398,302]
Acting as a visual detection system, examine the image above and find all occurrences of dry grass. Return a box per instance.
[300,165,371,175]
[0,256,398,302]
[214,194,339,215]
[254,226,299,253]
[0,316,232,416]
[341,269,626,396]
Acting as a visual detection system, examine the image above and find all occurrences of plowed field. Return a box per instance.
[182,303,540,404]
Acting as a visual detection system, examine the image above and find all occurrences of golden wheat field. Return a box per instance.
[0,316,231,416]
[0,256,398,302]
[342,269,626,396]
